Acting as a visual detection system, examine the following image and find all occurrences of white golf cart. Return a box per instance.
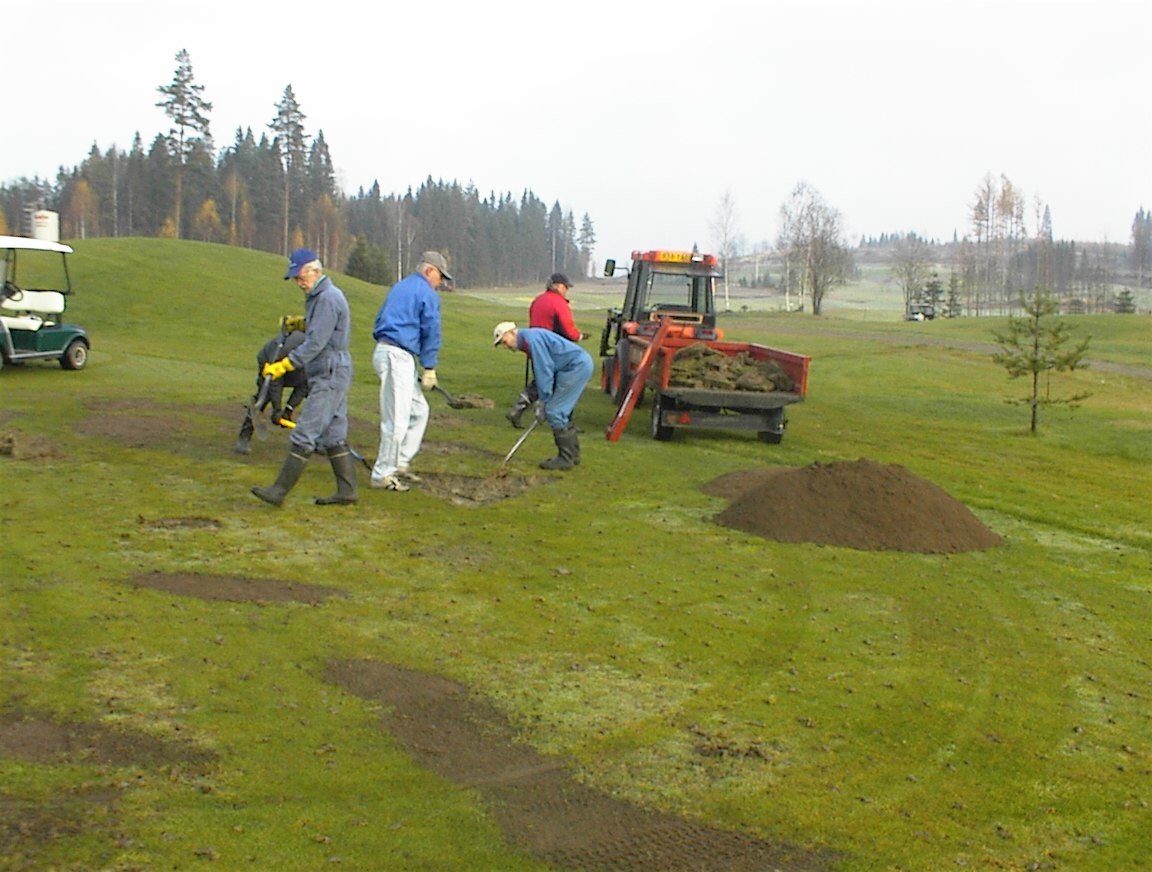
[0,235,89,370]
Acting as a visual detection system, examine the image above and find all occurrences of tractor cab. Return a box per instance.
[0,235,89,370]
[599,249,723,358]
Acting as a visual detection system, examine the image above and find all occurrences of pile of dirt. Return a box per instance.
[668,343,794,392]
[705,459,1002,553]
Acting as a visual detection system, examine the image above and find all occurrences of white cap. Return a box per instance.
[492,321,516,346]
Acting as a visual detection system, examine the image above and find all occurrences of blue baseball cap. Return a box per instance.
[284,248,319,279]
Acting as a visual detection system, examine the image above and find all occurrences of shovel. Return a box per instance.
[432,383,470,410]
[348,445,374,473]
[246,324,291,440]
[502,417,541,466]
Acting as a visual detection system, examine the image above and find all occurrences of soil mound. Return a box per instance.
[706,459,1002,553]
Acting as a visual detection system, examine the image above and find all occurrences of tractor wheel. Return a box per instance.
[601,357,614,395]
[650,392,674,441]
[611,339,630,403]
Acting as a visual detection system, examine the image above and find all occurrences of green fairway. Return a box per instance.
[2,238,1150,870]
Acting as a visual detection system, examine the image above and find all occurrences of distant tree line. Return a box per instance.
[0,50,595,289]
[726,173,1148,316]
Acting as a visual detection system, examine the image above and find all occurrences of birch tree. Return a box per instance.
[709,189,740,311]
[776,182,851,316]
[891,233,933,310]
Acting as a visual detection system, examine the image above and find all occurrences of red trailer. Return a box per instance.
[599,249,810,443]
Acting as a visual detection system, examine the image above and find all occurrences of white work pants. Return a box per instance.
[371,343,429,480]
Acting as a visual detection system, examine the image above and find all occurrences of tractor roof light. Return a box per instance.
[632,249,718,267]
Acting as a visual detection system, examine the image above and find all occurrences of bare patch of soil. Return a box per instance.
[0,429,61,461]
[1,786,126,866]
[706,459,1002,553]
[417,471,552,506]
[327,660,837,871]
[128,571,344,604]
[442,392,495,409]
[0,708,216,864]
[137,515,222,530]
[0,710,215,769]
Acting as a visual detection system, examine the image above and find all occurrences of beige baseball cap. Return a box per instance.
[492,321,516,346]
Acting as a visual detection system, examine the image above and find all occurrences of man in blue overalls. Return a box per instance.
[493,321,592,470]
[252,249,357,506]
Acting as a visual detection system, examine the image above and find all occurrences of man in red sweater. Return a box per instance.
[506,273,587,428]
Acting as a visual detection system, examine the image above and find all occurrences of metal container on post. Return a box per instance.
[32,210,60,242]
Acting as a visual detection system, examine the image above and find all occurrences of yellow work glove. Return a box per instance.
[262,357,295,380]
[280,315,306,332]
[421,368,438,390]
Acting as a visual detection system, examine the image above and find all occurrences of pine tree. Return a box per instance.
[269,85,308,255]
[991,290,1091,433]
[155,49,213,239]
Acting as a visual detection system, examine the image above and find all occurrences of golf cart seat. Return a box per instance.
[0,289,66,331]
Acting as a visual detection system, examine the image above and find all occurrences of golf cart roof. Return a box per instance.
[0,235,74,255]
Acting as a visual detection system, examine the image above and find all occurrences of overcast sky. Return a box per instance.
[4,0,1148,267]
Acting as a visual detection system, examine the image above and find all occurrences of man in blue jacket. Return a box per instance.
[369,251,451,491]
[252,248,357,506]
[493,320,592,470]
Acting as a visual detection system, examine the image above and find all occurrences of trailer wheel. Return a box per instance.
[650,393,674,441]
[757,407,785,443]
[60,338,89,371]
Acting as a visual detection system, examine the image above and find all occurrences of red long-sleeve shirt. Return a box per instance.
[528,288,582,341]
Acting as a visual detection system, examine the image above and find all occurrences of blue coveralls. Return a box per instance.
[285,275,353,454]
[516,327,593,430]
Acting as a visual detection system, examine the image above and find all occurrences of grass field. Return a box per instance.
[1,238,1150,870]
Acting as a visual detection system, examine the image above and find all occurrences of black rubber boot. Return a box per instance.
[234,437,251,455]
[539,426,579,470]
[505,391,533,429]
[251,449,309,506]
[315,444,359,505]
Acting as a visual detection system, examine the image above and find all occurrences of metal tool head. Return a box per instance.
[502,417,540,466]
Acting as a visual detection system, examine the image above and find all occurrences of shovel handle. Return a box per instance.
[502,417,540,465]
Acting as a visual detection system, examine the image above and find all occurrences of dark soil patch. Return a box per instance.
[0,710,215,769]
[0,709,215,865]
[706,459,1002,553]
[0,429,61,461]
[1,786,126,866]
[327,660,837,871]
[129,571,344,604]
[440,392,494,409]
[70,403,541,505]
[137,515,222,530]
[417,471,551,505]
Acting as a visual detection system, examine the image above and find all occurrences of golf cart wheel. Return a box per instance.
[650,392,674,441]
[60,338,89,370]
